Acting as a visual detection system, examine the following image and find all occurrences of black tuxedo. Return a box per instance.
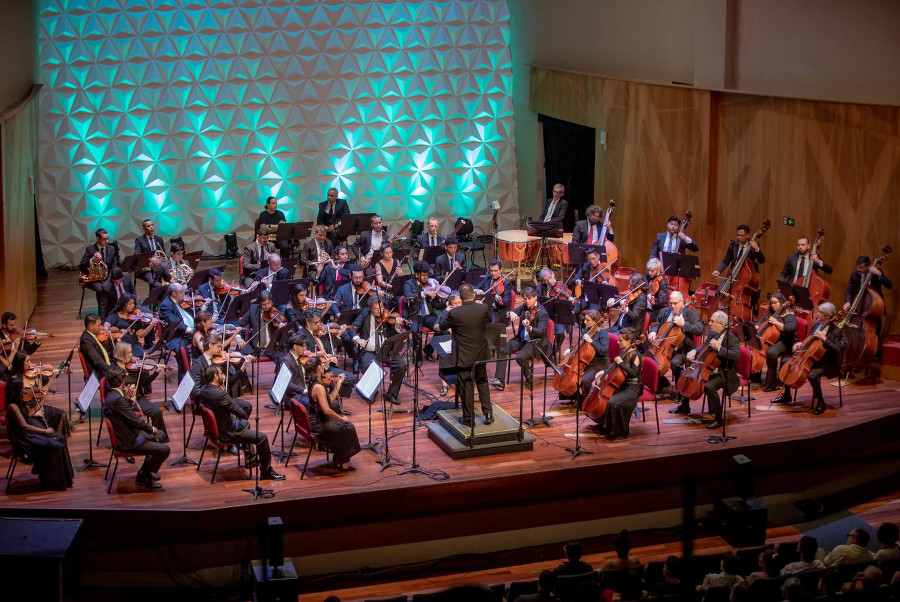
[496,303,552,385]
[108,273,136,308]
[443,301,492,421]
[79,330,111,379]
[280,352,307,404]
[352,229,389,261]
[104,389,169,474]
[237,303,284,360]
[80,243,120,319]
[415,232,446,249]
[778,253,833,283]
[242,241,276,286]
[539,197,568,222]
[572,220,614,245]
[316,198,350,229]
[349,309,406,400]
[133,234,166,286]
[322,263,351,297]
[844,269,893,305]
[715,241,765,274]
[609,292,647,333]
[703,330,741,421]
[434,252,466,280]
[649,232,699,259]
[197,383,273,471]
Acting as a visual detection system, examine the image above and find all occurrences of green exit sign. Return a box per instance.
[783,217,795,227]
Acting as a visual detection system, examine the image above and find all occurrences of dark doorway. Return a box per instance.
[539,114,595,233]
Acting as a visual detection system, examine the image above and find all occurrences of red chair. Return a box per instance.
[284,399,329,479]
[639,356,661,433]
[731,346,753,418]
[608,333,620,358]
[795,316,808,341]
[238,255,244,281]
[103,417,145,494]
[196,405,243,484]
[77,350,91,382]
[642,312,650,337]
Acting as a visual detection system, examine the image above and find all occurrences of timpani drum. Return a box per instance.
[549,233,574,266]
[497,230,539,264]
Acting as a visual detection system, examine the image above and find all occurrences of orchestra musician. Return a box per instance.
[258,196,290,256]
[242,225,276,287]
[329,265,370,319]
[8,351,70,436]
[197,268,229,323]
[79,313,113,379]
[112,341,169,442]
[79,228,120,319]
[574,248,611,303]
[685,310,740,429]
[561,309,609,399]
[159,241,194,287]
[539,183,568,222]
[303,356,361,472]
[103,293,158,358]
[778,236,833,283]
[192,312,242,359]
[572,205,614,245]
[322,245,351,297]
[415,217,445,249]
[1,312,43,380]
[197,364,285,480]
[285,283,310,328]
[606,273,648,334]
[236,290,286,364]
[537,267,574,352]
[404,261,446,364]
[279,334,308,409]
[190,332,253,400]
[647,291,704,415]
[134,218,166,287]
[433,237,466,281]
[103,365,170,490]
[771,302,844,415]
[645,258,670,322]
[296,308,356,401]
[158,284,195,362]
[649,215,699,259]
[316,187,350,246]
[492,288,551,391]
[844,255,893,314]
[711,224,766,299]
[475,260,512,323]
[443,283,493,426]
[252,253,291,292]
[302,225,335,282]
[373,244,402,300]
[348,297,407,406]
[760,292,797,392]
[108,267,137,312]
[352,214,388,268]
[591,326,642,440]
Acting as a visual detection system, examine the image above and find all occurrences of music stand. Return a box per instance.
[224,292,256,323]
[275,221,313,245]
[776,280,815,312]
[526,221,563,238]
[465,268,487,286]
[339,213,376,240]
[565,244,588,266]
[445,269,465,291]
[270,278,303,308]
[584,282,618,308]
[422,246,443,266]
[392,249,411,266]
[184,250,204,270]
[730,319,763,351]
[660,252,701,281]
[122,251,153,274]
[391,274,413,299]
[142,284,169,308]
[336,309,361,326]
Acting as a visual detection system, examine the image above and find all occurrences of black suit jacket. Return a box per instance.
[650,307,704,355]
[302,238,335,266]
[280,351,307,403]
[715,241,765,274]
[475,275,512,315]
[844,269,893,304]
[79,330,111,378]
[105,389,153,451]
[539,198,568,222]
[649,232,699,259]
[443,301,491,368]
[571,220,614,245]
[242,241,276,277]
[809,321,845,378]
[778,253,833,282]
[349,308,403,344]
[433,252,466,280]
[402,278,445,319]
[509,304,552,354]
[415,232,446,249]
[317,199,350,229]
[352,229,389,260]
[134,234,165,256]
[614,292,648,331]
[237,303,282,353]
[109,273,136,307]
[79,243,119,276]
[253,266,291,290]
[322,263,351,296]
[189,354,212,396]
[197,384,248,440]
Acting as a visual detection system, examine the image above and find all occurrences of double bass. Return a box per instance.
[716,219,771,322]
[841,245,891,367]
[582,335,644,420]
[552,324,600,397]
[794,229,830,312]
[594,200,619,281]
[648,299,693,377]
[778,315,842,389]
[676,330,729,400]
[749,296,794,375]
[666,210,693,297]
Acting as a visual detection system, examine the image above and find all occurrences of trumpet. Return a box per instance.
[81,260,108,283]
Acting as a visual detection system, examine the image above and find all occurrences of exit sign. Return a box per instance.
[783,217,795,227]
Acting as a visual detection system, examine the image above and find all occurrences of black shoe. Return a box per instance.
[425,352,435,362]
[387,395,401,405]
[669,404,690,415]
[136,473,162,489]
[761,385,780,392]
[457,417,475,427]
[483,412,495,425]
[261,468,286,481]
[706,420,722,430]
[770,389,792,404]
[333,462,356,472]
[813,399,826,415]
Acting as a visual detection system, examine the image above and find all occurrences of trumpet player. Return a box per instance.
[134,218,166,287]
[79,228,120,320]
[302,225,335,282]
[160,241,194,287]
[434,237,466,280]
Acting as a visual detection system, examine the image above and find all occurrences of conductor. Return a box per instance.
[443,283,493,426]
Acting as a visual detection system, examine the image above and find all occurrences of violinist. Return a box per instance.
[104,294,158,358]
[233,291,284,363]
[79,313,113,379]
[349,297,407,405]
[771,302,844,415]
[242,225,276,286]
[258,195,291,256]
[373,243,402,299]
[760,292,797,392]
[415,216,445,249]
[537,267,574,350]
[112,342,169,442]
[304,356,361,471]
[103,365,170,490]
[433,237,466,281]
[285,283,310,328]
[572,205,614,245]
[561,309,610,398]
[8,351,70,436]
[574,248,610,300]
[157,284,195,369]
[79,228,119,319]
[606,273,648,334]
[298,308,356,400]
[4,378,74,491]
[302,225,335,281]
[492,288,550,391]
[645,258,669,322]
[475,260,513,325]
[649,215,699,259]
[353,214,388,268]
[322,245,351,297]
[712,224,766,282]
[647,292,703,415]
[190,333,254,402]
[591,326,642,440]
[197,268,229,323]
[843,255,893,318]
[1,312,43,379]
[684,311,740,429]
[329,266,370,318]
[280,334,308,408]
[192,311,242,358]
[252,253,291,292]
[404,261,446,364]
[778,236,833,283]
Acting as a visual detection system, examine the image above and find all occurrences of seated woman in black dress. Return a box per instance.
[374,244,402,307]
[591,326,643,440]
[104,293,158,358]
[5,378,74,490]
[304,356,360,471]
[8,351,70,436]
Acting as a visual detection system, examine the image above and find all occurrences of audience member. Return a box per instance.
[823,527,876,566]
[781,576,813,602]
[781,536,825,575]
[818,566,844,598]
[746,548,780,583]
[599,529,641,571]
[554,541,593,576]
[729,581,750,602]
[698,553,744,591]
[875,522,900,562]
[515,570,561,602]
[841,564,883,596]
[646,555,682,598]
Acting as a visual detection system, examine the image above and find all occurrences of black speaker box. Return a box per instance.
[714,496,768,547]
[266,516,284,569]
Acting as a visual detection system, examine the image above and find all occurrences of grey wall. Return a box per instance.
[0,0,37,111]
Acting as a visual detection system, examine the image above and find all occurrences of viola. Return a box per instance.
[548,280,575,303]
[355,281,377,296]
[377,311,407,326]
[552,326,599,396]
[582,336,644,420]
[299,351,338,365]
[300,297,332,310]
[317,322,346,337]
[716,218,771,322]
[4,328,54,344]
[212,351,248,365]
[793,228,830,312]
[841,245,891,367]
[648,299,694,377]
[750,296,794,375]
[25,365,56,379]
[423,278,452,299]
[778,315,843,389]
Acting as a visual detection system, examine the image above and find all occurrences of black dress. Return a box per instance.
[8,402,74,490]
[312,383,361,464]
[106,313,145,358]
[600,351,643,439]
[376,259,401,308]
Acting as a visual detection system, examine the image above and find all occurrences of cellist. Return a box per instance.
[712,224,766,306]
[560,309,609,399]
[760,292,798,392]
[590,326,642,440]
[684,311,740,430]
[647,291,704,415]
[778,236,833,283]
[645,258,669,323]
[771,302,844,415]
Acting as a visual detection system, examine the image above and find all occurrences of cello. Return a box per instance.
[794,229,830,312]
[841,245,891,367]
[594,200,620,281]
[666,210,693,297]
[582,335,644,420]
[716,219,771,322]
[676,330,729,400]
[648,299,694,377]
[552,323,600,396]
[778,313,843,389]
[749,296,794,375]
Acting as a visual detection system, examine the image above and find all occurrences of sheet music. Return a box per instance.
[437,339,453,354]
[354,360,385,402]
[269,363,292,405]
[172,373,195,412]
[76,373,100,414]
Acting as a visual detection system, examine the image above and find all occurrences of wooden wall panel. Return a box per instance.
[530,67,899,333]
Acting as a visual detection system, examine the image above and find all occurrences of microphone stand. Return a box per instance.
[708,272,737,445]
[63,343,81,426]
[400,278,429,476]
[243,300,275,500]
[565,315,592,459]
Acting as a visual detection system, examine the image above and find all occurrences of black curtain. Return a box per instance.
[539,114,595,232]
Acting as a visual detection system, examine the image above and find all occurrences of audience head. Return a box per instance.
[536,569,556,594]
[798,535,818,562]
[564,540,583,561]
[781,577,804,602]
[663,554,682,582]
[110,266,124,282]
[729,581,750,602]
[758,548,779,577]
[720,552,740,575]
[613,530,631,559]
[849,527,870,547]
[877,522,899,548]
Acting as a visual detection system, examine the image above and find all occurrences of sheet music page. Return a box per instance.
[269,363,292,405]
[172,373,195,412]
[354,360,385,402]
[437,339,453,354]
[76,373,100,413]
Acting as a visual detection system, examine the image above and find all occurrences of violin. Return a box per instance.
[647,274,662,308]
[377,311,407,326]
[262,307,287,327]
[355,281,377,296]
[548,280,575,303]
[96,327,124,342]
[299,350,338,365]
[212,351,248,365]
[215,280,248,297]
[317,322,346,337]
[180,295,206,309]
[750,296,794,374]
[125,359,169,372]
[25,364,57,379]
[582,335,644,420]
[300,297,332,310]
[128,310,156,325]
[423,278,452,299]
[4,328,54,344]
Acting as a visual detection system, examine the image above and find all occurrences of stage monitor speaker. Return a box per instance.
[265,516,284,570]
[714,496,767,547]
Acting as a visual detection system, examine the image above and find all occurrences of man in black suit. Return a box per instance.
[493,288,551,391]
[328,266,369,319]
[778,236,833,283]
[348,297,407,405]
[190,333,252,401]
[572,205,614,245]
[133,218,166,286]
[322,246,352,297]
[302,225,335,282]
[539,183,568,222]
[649,215,699,259]
[443,284,493,425]
[712,224,766,280]
[475,260,512,323]
[242,225,276,287]
[253,253,291,292]
[197,365,284,480]
[415,217,445,249]
[647,291,704,415]
[316,187,350,246]
[352,214,389,268]
[237,291,287,363]
[104,365,170,489]
[79,228,120,320]
[79,313,112,379]
[295,309,356,398]
[688,311,741,430]
[108,267,136,308]
[433,237,466,281]
[772,302,845,415]
[404,261,445,363]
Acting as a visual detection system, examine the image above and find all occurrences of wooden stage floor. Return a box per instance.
[3,261,900,580]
